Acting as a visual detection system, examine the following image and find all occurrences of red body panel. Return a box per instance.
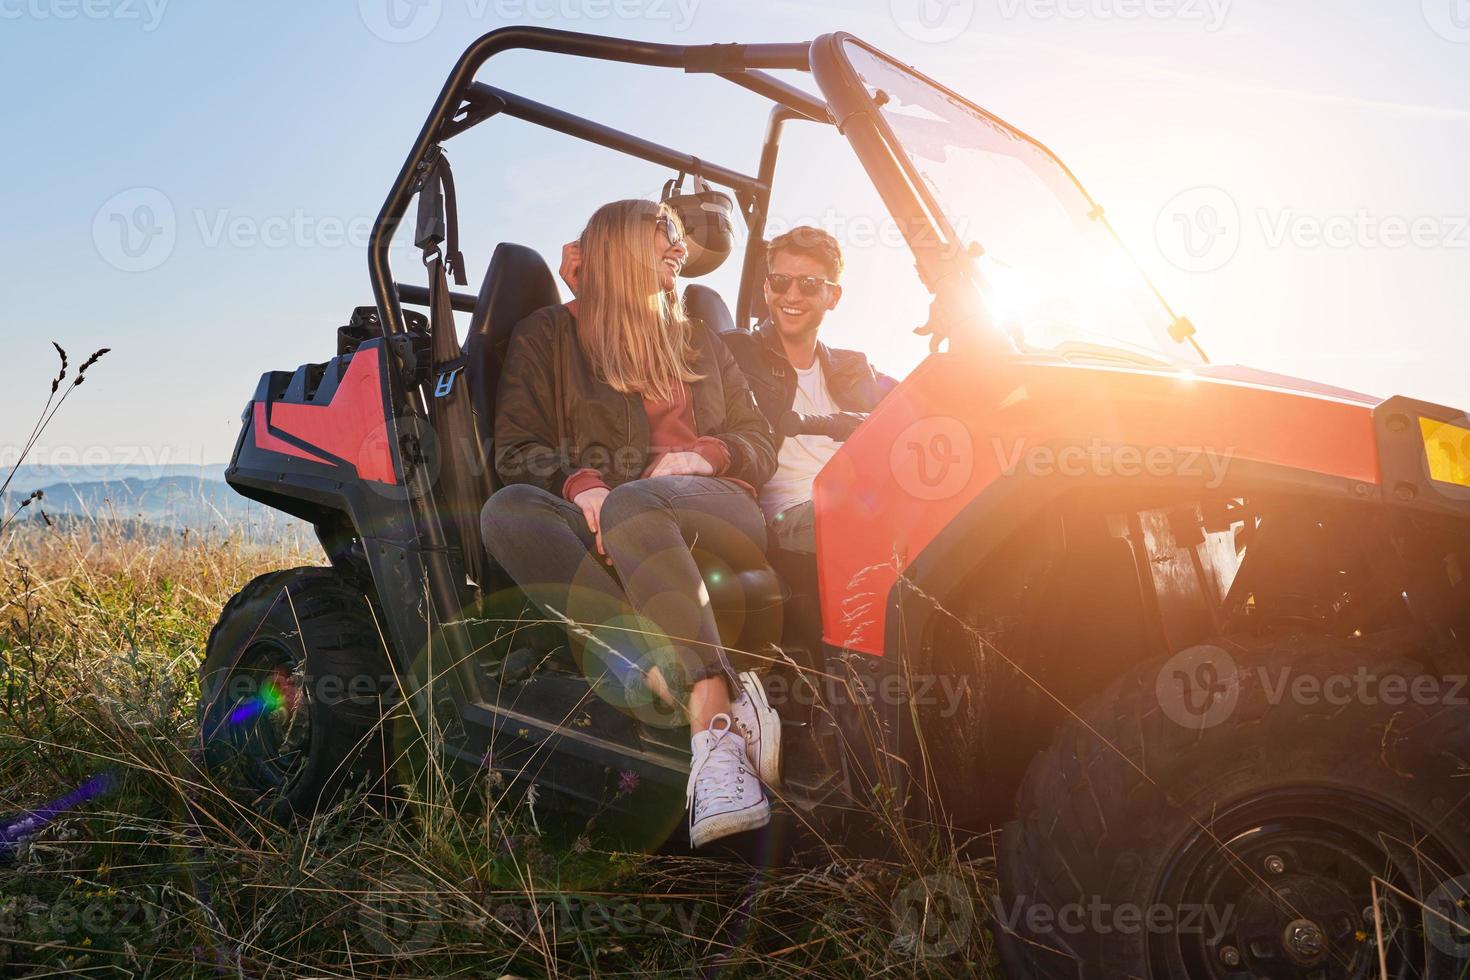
[251,346,398,485]
[813,355,1384,656]
[251,403,334,467]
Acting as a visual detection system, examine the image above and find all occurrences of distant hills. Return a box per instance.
[2,467,310,546]
[6,463,229,487]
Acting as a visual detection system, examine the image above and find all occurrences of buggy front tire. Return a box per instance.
[198,567,398,822]
[996,639,1470,980]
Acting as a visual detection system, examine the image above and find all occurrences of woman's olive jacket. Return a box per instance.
[493,303,778,496]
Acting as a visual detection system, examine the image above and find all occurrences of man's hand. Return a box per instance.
[559,241,582,296]
[644,451,714,479]
[573,485,611,557]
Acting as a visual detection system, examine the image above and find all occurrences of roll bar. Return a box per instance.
[368,26,822,341]
[460,83,768,198]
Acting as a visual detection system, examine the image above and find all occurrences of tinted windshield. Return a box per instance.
[843,40,1203,366]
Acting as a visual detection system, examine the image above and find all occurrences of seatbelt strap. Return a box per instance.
[418,155,487,588]
[437,158,467,287]
[414,150,467,287]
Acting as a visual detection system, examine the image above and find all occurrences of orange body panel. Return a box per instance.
[813,355,1384,656]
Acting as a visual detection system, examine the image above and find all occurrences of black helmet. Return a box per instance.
[661,172,736,278]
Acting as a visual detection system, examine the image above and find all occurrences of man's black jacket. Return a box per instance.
[722,319,897,451]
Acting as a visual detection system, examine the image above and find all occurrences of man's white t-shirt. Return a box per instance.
[758,359,841,522]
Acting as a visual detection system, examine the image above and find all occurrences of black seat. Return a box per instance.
[464,242,561,482]
[696,550,788,669]
[683,283,737,334]
[457,243,558,598]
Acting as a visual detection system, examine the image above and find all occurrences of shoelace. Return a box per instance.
[686,714,749,830]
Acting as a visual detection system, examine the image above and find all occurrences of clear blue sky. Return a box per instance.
[3,0,1467,471]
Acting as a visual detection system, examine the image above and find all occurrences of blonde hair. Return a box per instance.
[576,199,703,402]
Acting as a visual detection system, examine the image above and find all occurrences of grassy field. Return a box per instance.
[0,520,1000,979]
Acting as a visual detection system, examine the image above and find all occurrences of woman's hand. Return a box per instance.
[645,451,714,479]
[559,241,582,296]
[573,485,611,558]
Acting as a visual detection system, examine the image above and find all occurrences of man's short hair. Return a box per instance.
[765,226,844,281]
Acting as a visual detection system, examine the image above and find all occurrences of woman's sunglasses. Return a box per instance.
[765,273,837,297]
[655,214,684,248]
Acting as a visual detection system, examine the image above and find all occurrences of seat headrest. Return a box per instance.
[465,243,560,451]
[749,278,768,325]
[683,284,736,334]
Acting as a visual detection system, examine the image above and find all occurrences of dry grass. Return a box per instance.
[0,341,997,977]
[0,522,999,979]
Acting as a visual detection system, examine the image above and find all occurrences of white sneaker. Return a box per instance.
[687,713,770,848]
[730,671,781,788]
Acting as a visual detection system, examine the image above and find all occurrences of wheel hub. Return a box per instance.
[1281,917,1326,966]
[1235,873,1359,976]
[228,641,313,789]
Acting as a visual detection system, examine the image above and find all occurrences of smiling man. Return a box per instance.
[723,227,896,555]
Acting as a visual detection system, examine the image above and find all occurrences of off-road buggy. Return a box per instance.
[196,25,1470,979]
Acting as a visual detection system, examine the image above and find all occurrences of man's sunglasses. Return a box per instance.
[765,273,837,297]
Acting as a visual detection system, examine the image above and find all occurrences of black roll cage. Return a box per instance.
[367,25,950,342]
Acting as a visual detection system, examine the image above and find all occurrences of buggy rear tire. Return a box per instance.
[198,567,397,822]
[995,638,1470,980]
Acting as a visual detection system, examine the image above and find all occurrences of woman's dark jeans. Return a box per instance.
[480,476,768,712]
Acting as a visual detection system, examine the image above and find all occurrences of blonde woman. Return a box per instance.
[481,199,780,847]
